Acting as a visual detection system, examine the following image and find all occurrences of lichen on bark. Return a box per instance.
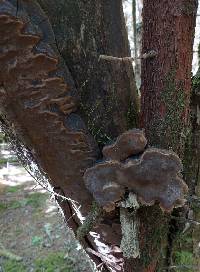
[161,71,186,143]
[145,68,188,157]
[76,202,103,242]
[120,194,140,259]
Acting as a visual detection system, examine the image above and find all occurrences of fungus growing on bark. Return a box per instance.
[0,4,125,266]
[84,147,188,212]
[102,129,147,161]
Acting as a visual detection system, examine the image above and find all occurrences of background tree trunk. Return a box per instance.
[136,0,197,271]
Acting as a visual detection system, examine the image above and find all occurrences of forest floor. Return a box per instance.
[0,144,95,272]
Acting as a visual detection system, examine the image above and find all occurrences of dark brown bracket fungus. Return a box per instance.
[102,129,147,161]
[84,130,188,213]
[0,2,98,217]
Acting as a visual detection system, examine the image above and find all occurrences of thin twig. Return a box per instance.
[170,215,200,225]
[99,50,157,62]
[166,264,198,271]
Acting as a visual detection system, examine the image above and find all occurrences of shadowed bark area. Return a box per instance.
[175,58,200,271]
[190,74,200,271]
[37,0,139,146]
[134,1,197,271]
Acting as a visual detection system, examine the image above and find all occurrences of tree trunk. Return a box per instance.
[37,0,139,146]
[36,1,140,269]
[137,0,197,271]
[0,0,139,271]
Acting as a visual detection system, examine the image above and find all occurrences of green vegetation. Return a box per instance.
[0,157,18,165]
[23,193,47,208]
[6,186,22,193]
[1,252,76,272]
[2,260,27,272]
[80,100,113,146]
[0,202,8,213]
[2,192,47,211]
[8,199,28,209]
[31,236,43,246]
[174,251,194,272]
[162,69,186,150]
[15,228,23,236]
[34,252,75,272]
[0,132,7,143]
[172,229,194,272]
[139,205,169,268]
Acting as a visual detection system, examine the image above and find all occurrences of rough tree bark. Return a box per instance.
[37,0,139,146]
[137,0,197,271]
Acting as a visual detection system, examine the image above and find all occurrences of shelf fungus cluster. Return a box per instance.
[84,129,188,212]
[0,0,98,218]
